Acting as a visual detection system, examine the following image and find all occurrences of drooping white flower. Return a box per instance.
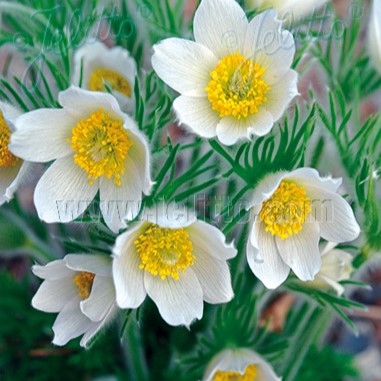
[306,241,353,296]
[245,0,328,23]
[368,0,381,72]
[203,348,281,381]
[32,254,117,347]
[10,86,153,232]
[151,0,298,146]
[112,203,236,327]
[72,41,137,111]
[0,102,30,205]
[246,168,360,289]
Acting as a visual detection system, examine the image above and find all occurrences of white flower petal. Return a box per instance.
[248,171,287,208]
[248,168,342,211]
[99,166,143,233]
[204,348,281,381]
[276,222,321,281]
[216,110,275,145]
[125,123,153,194]
[247,109,275,136]
[144,268,203,327]
[0,163,22,205]
[10,109,74,162]
[288,167,342,193]
[186,220,237,261]
[307,186,360,242]
[193,0,248,58]
[80,305,116,348]
[321,241,338,256]
[73,41,137,94]
[247,223,290,289]
[0,101,22,121]
[243,10,295,83]
[369,0,381,70]
[320,248,353,281]
[64,254,111,277]
[58,86,122,120]
[215,117,250,146]
[112,223,147,309]
[265,69,298,121]
[32,260,74,280]
[80,275,115,322]
[73,41,137,112]
[52,297,90,346]
[274,0,328,21]
[141,203,197,228]
[3,161,30,203]
[204,349,253,378]
[152,38,218,97]
[317,274,345,296]
[32,278,78,313]
[34,156,98,223]
[98,119,151,233]
[173,95,219,138]
[192,249,234,304]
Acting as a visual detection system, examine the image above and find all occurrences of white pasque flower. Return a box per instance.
[32,254,116,347]
[203,348,281,381]
[72,41,137,111]
[245,0,328,23]
[112,204,236,327]
[152,0,298,146]
[0,101,30,205]
[368,0,381,72]
[10,86,153,232]
[246,168,360,289]
[307,241,353,296]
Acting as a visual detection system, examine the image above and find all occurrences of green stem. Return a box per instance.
[121,317,149,381]
[283,304,332,381]
[25,238,55,262]
[209,139,252,184]
[3,208,54,262]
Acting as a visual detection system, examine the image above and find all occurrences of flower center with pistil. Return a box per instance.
[206,52,270,120]
[260,181,312,240]
[134,224,194,280]
[213,364,258,381]
[88,68,131,97]
[0,110,19,167]
[73,271,95,299]
[69,109,133,186]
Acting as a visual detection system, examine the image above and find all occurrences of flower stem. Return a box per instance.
[209,139,252,184]
[282,303,333,381]
[121,316,149,381]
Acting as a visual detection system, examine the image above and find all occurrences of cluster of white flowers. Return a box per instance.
[1,0,377,377]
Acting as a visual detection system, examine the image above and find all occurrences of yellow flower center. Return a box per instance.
[134,224,195,280]
[259,181,312,240]
[0,110,19,167]
[88,68,131,97]
[73,271,95,300]
[206,52,270,120]
[69,109,133,186]
[213,364,258,381]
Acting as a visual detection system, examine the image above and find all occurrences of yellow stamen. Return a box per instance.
[69,109,133,186]
[134,224,194,280]
[0,110,19,167]
[213,364,258,381]
[73,271,95,300]
[88,68,131,97]
[206,52,270,120]
[260,181,312,240]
